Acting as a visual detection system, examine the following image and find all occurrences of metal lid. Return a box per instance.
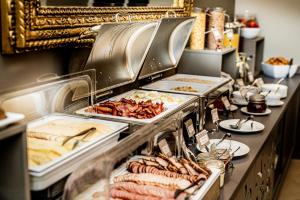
[192,7,204,13]
[84,21,159,95]
[138,17,195,80]
[0,70,96,122]
[249,94,265,103]
[209,7,225,12]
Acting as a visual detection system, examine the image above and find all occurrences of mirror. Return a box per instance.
[1,0,192,54]
[41,0,184,7]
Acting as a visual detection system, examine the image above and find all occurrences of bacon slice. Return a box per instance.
[87,98,164,119]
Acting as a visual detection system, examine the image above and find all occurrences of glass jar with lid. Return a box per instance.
[190,7,206,50]
[223,21,242,51]
[247,94,267,113]
[207,7,226,50]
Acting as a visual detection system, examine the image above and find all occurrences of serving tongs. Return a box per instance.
[174,176,205,198]
[62,127,97,149]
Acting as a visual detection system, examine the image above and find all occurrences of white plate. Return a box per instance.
[240,107,272,116]
[0,112,25,128]
[231,98,248,106]
[219,119,265,133]
[230,105,239,111]
[197,139,250,158]
[212,139,249,157]
[267,100,284,107]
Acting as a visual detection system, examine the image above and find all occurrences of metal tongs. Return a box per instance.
[62,127,96,149]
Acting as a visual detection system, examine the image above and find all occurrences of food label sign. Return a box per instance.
[158,139,172,157]
[185,119,196,138]
[196,130,210,147]
[221,96,231,110]
[211,108,219,124]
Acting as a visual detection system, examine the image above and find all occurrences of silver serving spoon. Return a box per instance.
[230,115,254,129]
[229,119,241,129]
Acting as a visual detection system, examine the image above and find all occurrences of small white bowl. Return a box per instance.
[261,62,298,78]
[261,84,288,98]
[241,28,260,39]
[261,92,281,102]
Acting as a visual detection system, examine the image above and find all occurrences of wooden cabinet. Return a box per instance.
[233,131,276,200]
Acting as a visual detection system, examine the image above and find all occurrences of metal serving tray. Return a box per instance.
[76,89,197,124]
[142,74,231,96]
[29,114,128,191]
[138,17,195,80]
[74,157,220,200]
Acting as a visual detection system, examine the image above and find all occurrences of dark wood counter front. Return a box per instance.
[213,75,300,200]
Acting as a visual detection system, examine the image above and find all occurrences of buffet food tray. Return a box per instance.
[28,114,128,191]
[142,74,230,96]
[74,159,220,200]
[76,89,197,124]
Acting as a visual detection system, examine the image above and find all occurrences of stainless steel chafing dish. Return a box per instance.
[0,70,128,192]
[78,18,199,125]
[135,17,230,130]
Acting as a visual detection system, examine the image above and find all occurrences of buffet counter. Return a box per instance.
[210,75,300,200]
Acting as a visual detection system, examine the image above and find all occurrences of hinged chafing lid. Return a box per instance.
[0,70,96,122]
[83,21,160,95]
[138,17,195,80]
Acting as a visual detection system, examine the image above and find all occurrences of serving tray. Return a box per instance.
[74,157,220,200]
[28,114,128,191]
[76,90,197,124]
[142,74,230,96]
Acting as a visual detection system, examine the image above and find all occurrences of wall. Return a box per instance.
[235,0,300,64]
[195,0,235,19]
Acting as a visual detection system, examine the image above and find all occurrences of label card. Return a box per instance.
[255,78,264,88]
[196,130,210,147]
[236,78,245,86]
[212,28,222,40]
[211,108,219,124]
[221,96,231,110]
[248,72,254,83]
[185,119,196,138]
[158,139,172,157]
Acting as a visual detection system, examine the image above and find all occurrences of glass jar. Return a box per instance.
[205,160,225,187]
[207,7,226,50]
[190,7,206,50]
[223,21,242,51]
[247,94,267,113]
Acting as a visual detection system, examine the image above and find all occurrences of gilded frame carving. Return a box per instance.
[1,0,193,54]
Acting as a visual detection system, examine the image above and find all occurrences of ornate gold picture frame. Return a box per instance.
[1,0,193,54]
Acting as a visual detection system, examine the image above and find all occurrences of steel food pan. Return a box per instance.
[76,90,197,124]
[28,114,128,174]
[74,157,220,200]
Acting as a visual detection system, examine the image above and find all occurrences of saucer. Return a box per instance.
[266,100,284,107]
[231,98,248,106]
[240,107,272,116]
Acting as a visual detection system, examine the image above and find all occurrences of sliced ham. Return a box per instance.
[113,173,191,190]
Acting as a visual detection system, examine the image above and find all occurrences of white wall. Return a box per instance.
[236,0,300,64]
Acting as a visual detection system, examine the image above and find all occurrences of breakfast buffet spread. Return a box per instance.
[1,4,299,200]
